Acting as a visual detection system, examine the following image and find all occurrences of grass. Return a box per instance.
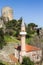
[0,61,20,65]
[4,35,20,43]
[2,62,10,65]
[0,61,10,65]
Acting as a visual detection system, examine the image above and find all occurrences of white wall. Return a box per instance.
[26,50,42,63]
[14,49,19,59]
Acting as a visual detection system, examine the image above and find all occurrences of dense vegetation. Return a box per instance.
[0,17,38,49]
[21,56,34,65]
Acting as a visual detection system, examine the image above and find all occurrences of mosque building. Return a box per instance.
[9,20,42,64]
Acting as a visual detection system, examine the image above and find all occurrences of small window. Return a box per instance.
[37,55,39,59]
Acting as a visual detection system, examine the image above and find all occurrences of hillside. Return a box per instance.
[4,35,20,43]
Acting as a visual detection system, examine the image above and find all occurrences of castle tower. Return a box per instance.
[1,6,13,21]
[20,20,27,56]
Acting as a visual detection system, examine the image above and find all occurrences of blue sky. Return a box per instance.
[0,0,43,27]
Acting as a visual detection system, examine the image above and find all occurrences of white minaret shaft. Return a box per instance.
[20,20,26,55]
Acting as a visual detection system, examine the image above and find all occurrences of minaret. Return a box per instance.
[20,20,27,56]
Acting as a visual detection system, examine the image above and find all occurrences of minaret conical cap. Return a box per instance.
[21,19,25,27]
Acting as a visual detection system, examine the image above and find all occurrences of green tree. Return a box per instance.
[26,23,38,38]
[6,18,22,38]
[0,28,6,49]
[22,56,34,65]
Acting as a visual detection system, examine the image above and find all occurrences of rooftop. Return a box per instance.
[15,44,40,52]
[26,44,40,52]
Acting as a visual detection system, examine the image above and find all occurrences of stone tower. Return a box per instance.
[20,20,27,56]
[1,6,13,21]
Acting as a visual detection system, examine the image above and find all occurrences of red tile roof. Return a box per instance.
[9,54,18,63]
[15,44,40,52]
[26,44,40,52]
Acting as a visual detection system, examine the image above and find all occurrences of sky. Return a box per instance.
[0,0,43,27]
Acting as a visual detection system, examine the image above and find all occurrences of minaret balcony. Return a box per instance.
[20,32,27,35]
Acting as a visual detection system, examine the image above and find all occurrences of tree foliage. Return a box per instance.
[26,23,38,38]
[6,18,22,38]
[22,56,34,65]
